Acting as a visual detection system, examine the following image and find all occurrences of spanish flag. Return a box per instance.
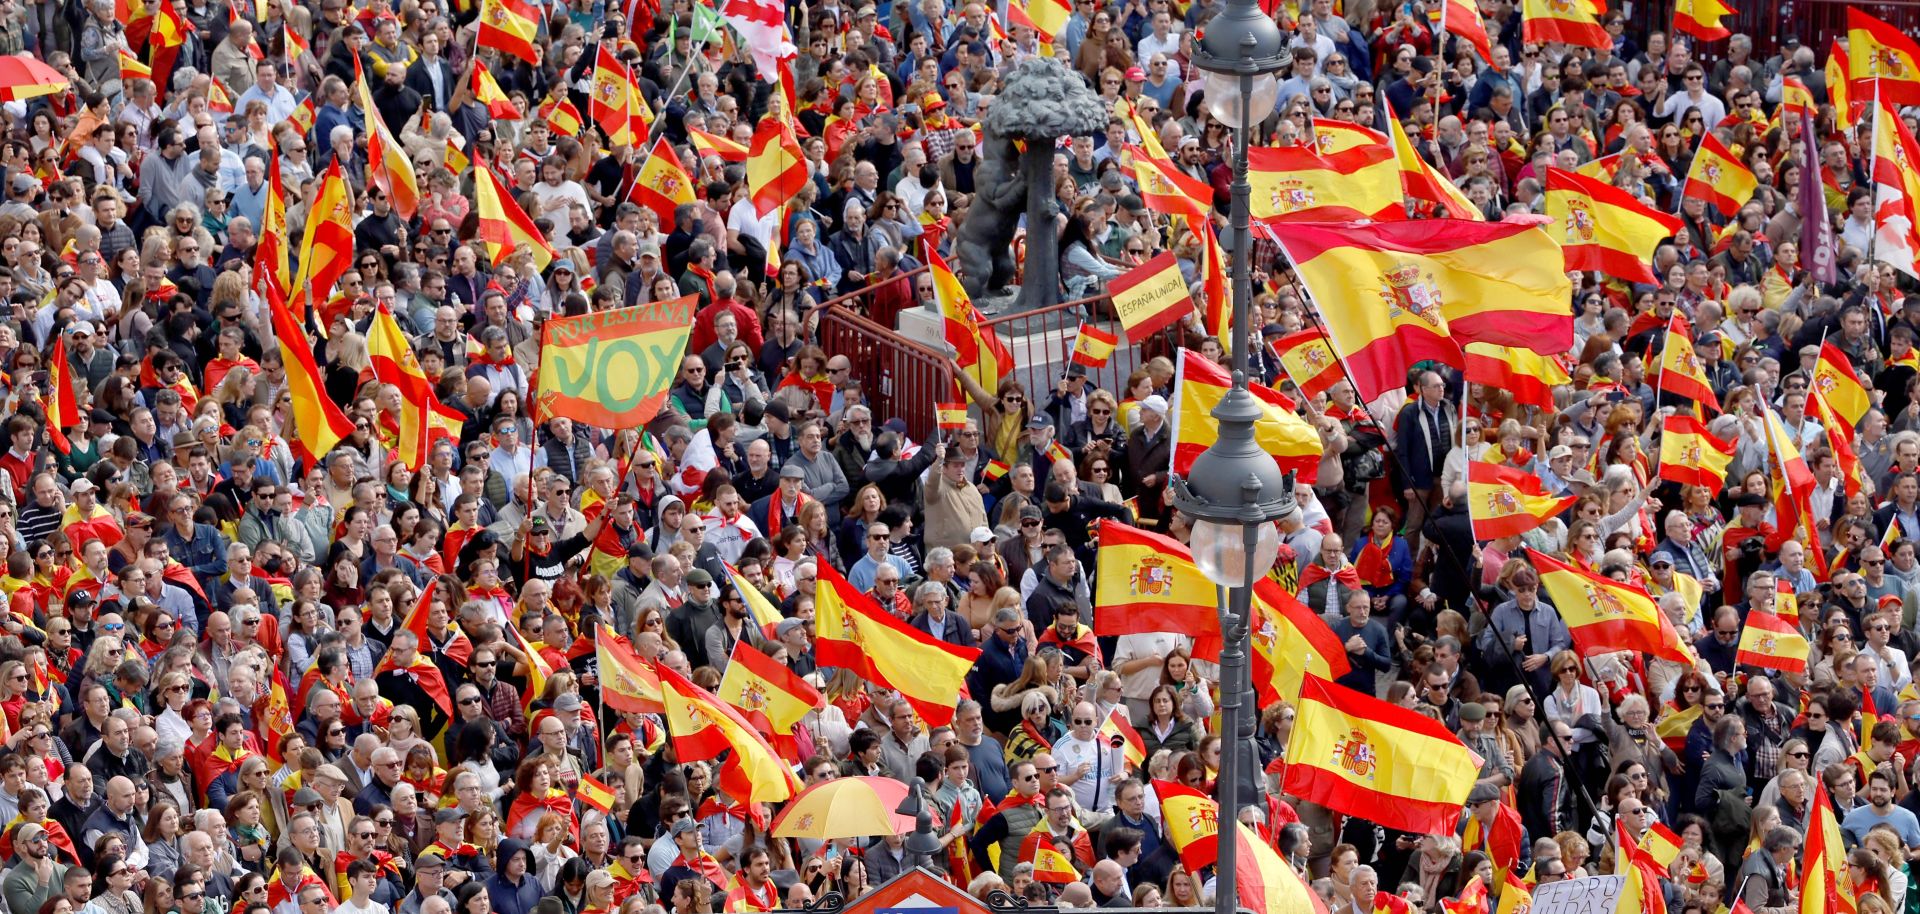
[1682,133,1758,217]
[476,0,540,63]
[1103,707,1145,771]
[1308,118,1388,156]
[470,60,521,119]
[1778,579,1802,625]
[1467,462,1576,540]
[589,47,637,146]
[1672,0,1734,40]
[353,55,418,219]
[982,459,1010,482]
[1658,414,1735,489]
[1026,0,1069,41]
[1653,315,1721,412]
[1128,147,1212,225]
[577,773,617,814]
[266,284,355,463]
[1830,41,1857,130]
[1813,341,1871,428]
[1269,219,1572,402]
[1462,343,1569,413]
[1377,892,1416,914]
[366,305,444,472]
[597,624,664,714]
[689,128,748,163]
[1520,0,1606,48]
[1171,348,1322,485]
[1736,610,1811,673]
[117,48,150,82]
[656,663,803,809]
[716,641,822,735]
[1494,871,1534,914]
[1093,520,1222,645]
[372,649,452,717]
[814,563,981,727]
[1643,822,1685,868]
[1871,96,1920,280]
[1070,324,1119,368]
[1248,144,1404,223]
[746,108,807,218]
[722,563,783,629]
[474,162,556,271]
[1283,674,1478,836]
[1764,405,1829,582]
[1250,577,1353,705]
[630,136,696,226]
[1657,705,1702,751]
[1803,780,1857,914]
[1528,548,1696,665]
[1434,0,1493,63]
[935,404,968,430]
[1272,328,1343,399]
[42,337,78,455]
[1460,800,1525,869]
[1385,103,1481,220]
[1155,779,1219,873]
[289,161,353,323]
[1232,822,1331,914]
[1822,399,1870,499]
[1545,167,1681,284]
[1849,8,1920,106]
[930,247,1013,393]
[539,96,584,137]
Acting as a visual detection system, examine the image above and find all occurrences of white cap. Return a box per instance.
[1140,395,1169,415]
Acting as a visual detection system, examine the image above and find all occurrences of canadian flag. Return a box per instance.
[723,0,795,80]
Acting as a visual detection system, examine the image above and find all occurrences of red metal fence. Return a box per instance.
[815,267,956,441]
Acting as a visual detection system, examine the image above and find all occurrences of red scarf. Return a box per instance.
[672,851,727,888]
[763,491,814,540]
[1296,562,1361,591]
[472,349,516,368]
[1020,719,1054,752]
[688,265,716,302]
[1355,535,1396,589]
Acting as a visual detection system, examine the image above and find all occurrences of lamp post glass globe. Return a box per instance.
[1188,514,1283,588]
[1203,70,1280,129]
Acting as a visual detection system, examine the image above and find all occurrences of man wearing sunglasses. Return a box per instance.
[2,822,63,914]
[968,760,1044,880]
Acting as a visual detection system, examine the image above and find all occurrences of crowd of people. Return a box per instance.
[0,0,1903,913]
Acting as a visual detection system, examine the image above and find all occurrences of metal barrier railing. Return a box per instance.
[818,298,956,442]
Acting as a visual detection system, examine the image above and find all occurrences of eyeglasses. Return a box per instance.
[1036,765,1058,773]
[1704,703,1725,711]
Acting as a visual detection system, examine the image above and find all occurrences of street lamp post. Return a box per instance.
[1176,7,1290,914]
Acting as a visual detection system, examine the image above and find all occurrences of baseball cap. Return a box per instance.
[69,478,96,495]
[1649,551,1675,567]
[1140,395,1168,415]
[1026,414,1054,429]
[1125,66,1146,81]
[970,526,996,544]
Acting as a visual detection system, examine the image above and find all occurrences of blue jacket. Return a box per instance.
[484,840,542,914]
[162,522,228,590]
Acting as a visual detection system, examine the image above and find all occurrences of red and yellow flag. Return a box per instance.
[930,247,1013,393]
[629,136,696,226]
[1813,341,1871,428]
[597,624,664,714]
[1284,674,1478,837]
[1103,707,1145,771]
[1171,348,1321,485]
[1672,0,1734,40]
[1271,328,1343,399]
[935,403,968,429]
[1654,315,1722,412]
[1545,167,1681,284]
[1070,324,1119,368]
[1155,780,1219,873]
[1831,41,1858,130]
[266,284,354,463]
[1658,414,1735,489]
[1683,133,1759,217]
[578,773,616,814]
[657,663,803,809]
[1461,801,1525,869]
[366,305,448,472]
[354,55,418,220]
[1128,147,1212,224]
[474,162,555,271]
[716,641,823,734]
[1736,610,1810,673]
[1803,780,1858,914]
[1871,94,1920,280]
[539,95,583,136]
[470,60,521,119]
[1521,0,1606,48]
[814,563,980,727]
[589,47,637,146]
[1435,0,1492,63]
[476,0,540,64]
[1657,705,1702,751]
[42,337,77,455]
[1494,872,1534,914]
[1467,462,1576,540]
[1250,578,1352,705]
[1234,822,1331,914]
[117,49,151,82]
[289,161,352,324]
[1643,823,1685,868]
[1093,520,1228,647]
[1107,251,1197,343]
[1462,343,1568,412]
[1269,219,1572,402]
[1248,144,1404,223]
[532,297,697,429]
[746,105,807,218]
[1385,103,1481,219]
[1020,833,1081,883]
[1529,548,1696,665]
[1849,8,1920,106]
[690,127,748,163]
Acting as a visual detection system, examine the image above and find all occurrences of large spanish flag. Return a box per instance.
[1849,8,1920,106]
[1385,104,1481,220]
[814,564,980,727]
[43,337,78,455]
[1128,147,1212,224]
[1272,328,1343,399]
[1093,520,1225,648]
[1642,823,1685,868]
[1467,462,1576,540]
[1658,414,1735,489]
[1871,96,1920,280]
[1672,0,1734,40]
[1804,780,1858,914]
[1653,316,1721,412]
[1764,404,1828,582]
[1155,780,1219,873]
[1235,822,1331,914]
[746,109,807,217]
[1529,549,1696,665]
[268,285,355,463]
[1736,611,1811,673]
[1545,167,1680,284]
[1683,133,1758,217]
[1308,118,1388,156]
[1462,343,1568,412]
[1521,0,1606,48]
[351,55,417,220]
[533,297,697,429]
[1247,144,1404,223]
[717,641,822,734]
[1171,348,1321,485]
[930,247,1013,393]
[598,625,664,714]
[1283,674,1478,836]
[1269,219,1572,401]
[1813,341,1871,428]
[657,663,803,808]
[1251,577,1352,705]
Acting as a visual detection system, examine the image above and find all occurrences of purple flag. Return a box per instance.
[1800,111,1838,284]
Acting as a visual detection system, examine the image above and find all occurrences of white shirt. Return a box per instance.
[703,511,762,564]
[1053,731,1122,811]
[726,197,778,252]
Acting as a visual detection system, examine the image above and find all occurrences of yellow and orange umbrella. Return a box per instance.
[769,776,914,840]
[0,56,68,102]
